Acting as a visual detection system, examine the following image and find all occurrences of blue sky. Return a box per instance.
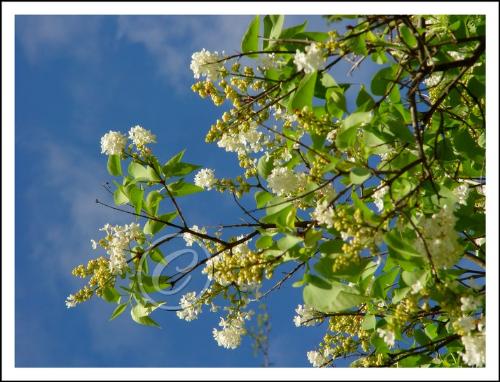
[15,15,358,368]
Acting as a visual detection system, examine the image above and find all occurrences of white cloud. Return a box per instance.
[116,16,252,88]
[16,16,105,64]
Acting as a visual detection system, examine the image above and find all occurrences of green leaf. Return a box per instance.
[372,267,400,299]
[257,155,274,179]
[128,186,144,215]
[101,286,120,303]
[241,15,260,57]
[371,66,396,96]
[335,126,357,150]
[143,212,177,235]
[304,281,367,313]
[167,180,203,197]
[255,190,273,208]
[113,184,129,205]
[109,303,128,321]
[107,154,122,176]
[318,239,343,254]
[399,25,418,49]
[132,315,161,328]
[149,248,168,265]
[344,111,373,129]
[385,231,422,258]
[260,204,295,230]
[137,275,171,294]
[263,15,284,49]
[277,234,302,251]
[350,167,371,184]
[280,20,307,39]
[289,72,317,111]
[361,314,377,330]
[128,162,158,182]
[163,162,201,178]
[255,235,274,250]
[143,190,164,216]
[356,85,375,110]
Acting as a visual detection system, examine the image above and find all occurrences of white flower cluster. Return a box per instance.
[293,43,326,74]
[271,105,298,124]
[100,131,127,156]
[100,125,156,156]
[461,333,485,367]
[414,204,463,269]
[190,49,224,82]
[411,280,424,295]
[267,167,305,196]
[307,350,328,367]
[182,225,207,247]
[461,296,482,313]
[65,294,77,308]
[128,125,156,148]
[293,304,322,327]
[377,328,395,348]
[259,53,286,70]
[455,316,476,333]
[217,122,264,155]
[98,223,143,275]
[194,168,217,190]
[311,200,335,228]
[454,184,469,205]
[372,185,389,212]
[176,291,202,321]
[212,312,250,349]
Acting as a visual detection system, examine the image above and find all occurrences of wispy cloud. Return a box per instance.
[16,16,106,64]
[116,16,252,89]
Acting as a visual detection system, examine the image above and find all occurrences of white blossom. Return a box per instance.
[65,294,77,308]
[212,312,249,349]
[311,200,335,228]
[414,204,463,269]
[100,131,127,156]
[411,280,424,294]
[97,222,143,275]
[460,333,485,367]
[90,239,98,250]
[109,248,128,275]
[190,49,224,82]
[377,328,395,348]
[293,304,321,327]
[373,185,388,212]
[307,350,328,367]
[183,225,207,247]
[267,167,302,196]
[294,43,326,74]
[326,130,336,143]
[456,316,476,333]
[176,292,202,321]
[128,125,156,148]
[194,168,217,190]
[217,122,264,155]
[454,184,469,205]
[461,296,482,312]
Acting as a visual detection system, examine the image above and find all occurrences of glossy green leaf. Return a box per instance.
[109,303,128,321]
[143,211,177,235]
[241,15,260,57]
[399,25,418,49]
[167,180,203,197]
[107,154,122,176]
[289,72,317,111]
[350,167,371,184]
